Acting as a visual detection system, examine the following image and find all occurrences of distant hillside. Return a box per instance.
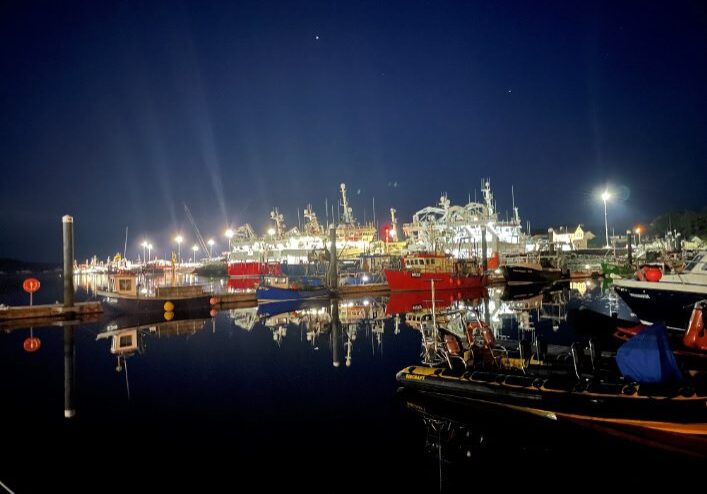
[0,258,59,273]
[648,208,707,240]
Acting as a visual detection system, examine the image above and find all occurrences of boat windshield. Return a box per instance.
[684,252,705,272]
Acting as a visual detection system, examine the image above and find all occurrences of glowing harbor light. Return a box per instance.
[600,189,612,249]
[175,235,184,263]
[147,243,153,262]
[207,238,215,258]
[267,227,276,236]
[141,240,149,263]
[192,244,199,262]
[224,229,234,252]
[634,226,642,244]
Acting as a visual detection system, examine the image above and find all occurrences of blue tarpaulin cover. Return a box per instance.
[616,321,683,384]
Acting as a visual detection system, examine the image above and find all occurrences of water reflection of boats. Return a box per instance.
[386,288,486,315]
[400,388,707,471]
[500,282,549,301]
[97,312,211,371]
[256,299,330,319]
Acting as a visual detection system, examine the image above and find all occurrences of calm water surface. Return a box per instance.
[0,274,703,492]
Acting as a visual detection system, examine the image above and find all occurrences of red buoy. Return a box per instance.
[23,337,41,352]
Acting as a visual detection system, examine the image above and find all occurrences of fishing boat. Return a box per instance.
[501,262,567,285]
[613,250,707,330]
[384,252,486,292]
[97,274,212,315]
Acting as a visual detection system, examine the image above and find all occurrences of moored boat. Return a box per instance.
[96,274,213,315]
[384,252,486,292]
[613,251,707,330]
[501,264,566,285]
[256,284,330,303]
[397,305,707,435]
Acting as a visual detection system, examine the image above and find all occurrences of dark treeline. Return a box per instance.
[648,208,707,240]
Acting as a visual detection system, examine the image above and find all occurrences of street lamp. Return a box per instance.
[147,243,153,263]
[174,235,183,263]
[224,229,234,252]
[267,227,276,237]
[634,226,642,244]
[141,240,148,264]
[601,190,611,249]
[207,238,215,259]
[192,244,199,263]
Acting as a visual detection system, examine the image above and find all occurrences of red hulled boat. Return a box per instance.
[384,252,487,292]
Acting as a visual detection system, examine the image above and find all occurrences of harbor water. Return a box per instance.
[0,274,704,491]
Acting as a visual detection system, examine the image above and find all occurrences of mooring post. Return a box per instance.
[64,326,75,418]
[626,230,633,265]
[62,215,75,308]
[331,300,341,368]
[481,226,488,271]
[328,225,338,291]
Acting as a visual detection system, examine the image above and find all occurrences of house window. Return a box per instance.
[118,279,132,291]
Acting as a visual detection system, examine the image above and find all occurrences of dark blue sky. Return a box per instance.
[1,0,705,261]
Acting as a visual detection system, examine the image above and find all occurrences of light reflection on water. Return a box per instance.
[0,278,700,490]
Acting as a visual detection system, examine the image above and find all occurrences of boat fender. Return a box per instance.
[683,301,707,351]
[444,334,461,355]
[164,301,175,312]
[532,378,544,388]
[622,383,637,396]
[644,266,662,282]
[481,326,496,349]
[209,297,218,306]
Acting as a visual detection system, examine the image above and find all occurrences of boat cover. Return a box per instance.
[616,322,683,384]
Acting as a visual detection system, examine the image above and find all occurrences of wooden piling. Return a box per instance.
[63,215,75,308]
[64,326,75,418]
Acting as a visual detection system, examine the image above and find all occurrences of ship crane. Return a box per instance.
[303,204,322,235]
[340,183,355,225]
[270,207,286,237]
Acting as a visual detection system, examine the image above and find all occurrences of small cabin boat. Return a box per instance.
[97,274,212,314]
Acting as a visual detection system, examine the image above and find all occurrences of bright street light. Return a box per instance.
[147,243,153,262]
[207,238,215,259]
[634,226,642,244]
[601,190,611,248]
[267,227,276,236]
[141,240,148,264]
[174,235,183,263]
[192,244,199,263]
[224,229,234,251]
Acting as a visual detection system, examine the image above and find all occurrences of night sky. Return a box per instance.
[1,1,705,261]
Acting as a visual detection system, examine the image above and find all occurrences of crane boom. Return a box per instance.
[183,203,209,255]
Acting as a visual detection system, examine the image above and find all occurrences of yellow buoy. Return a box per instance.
[164,311,174,321]
[164,301,175,312]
